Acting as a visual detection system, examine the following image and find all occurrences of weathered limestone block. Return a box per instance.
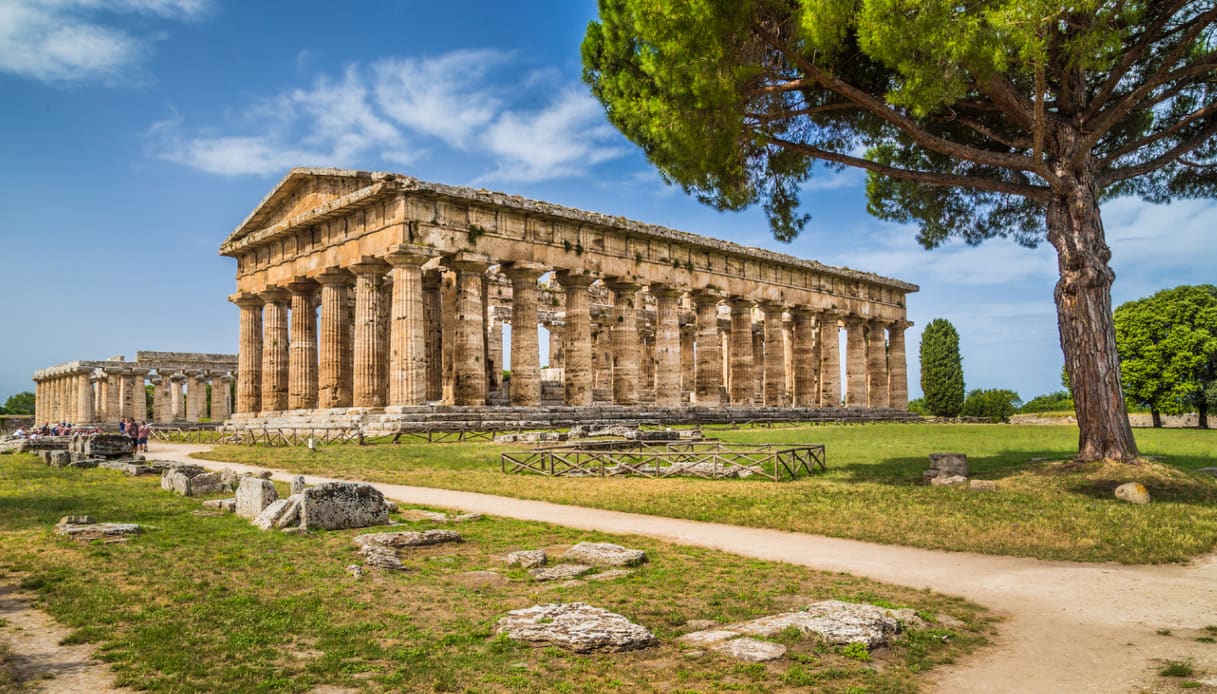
[733,601,899,648]
[98,461,155,475]
[562,542,647,567]
[930,474,969,487]
[968,479,998,492]
[48,451,71,468]
[203,498,237,513]
[161,464,204,491]
[189,472,226,496]
[55,516,141,541]
[924,452,969,483]
[300,482,388,530]
[359,543,407,571]
[352,529,461,548]
[276,494,303,528]
[1115,482,1151,505]
[236,477,279,519]
[290,475,307,495]
[507,550,547,569]
[496,602,656,652]
[710,637,787,662]
[253,499,294,530]
[81,434,136,458]
[161,465,224,496]
[530,564,594,581]
[586,568,635,581]
[0,438,28,454]
[67,458,100,469]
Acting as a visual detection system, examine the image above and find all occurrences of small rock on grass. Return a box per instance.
[530,564,593,581]
[1115,481,1151,505]
[710,637,787,662]
[507,550,547,568]
[931,474,969,487]
[562,542,647,567]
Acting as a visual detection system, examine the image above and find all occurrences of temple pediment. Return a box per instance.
[220,168,394,253]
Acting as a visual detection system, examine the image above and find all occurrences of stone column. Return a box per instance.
[89,373,104,422]
[387,247,439,406]
[888,320,910,410]
[483,277,502,398]
[422,271,443,402]
[119,370,135,420]
[103,368,121,423]
[819,313,842,407]
[184,370,201,422]
[557,270,597,406]
[844,315,868,408]
[259,287,290,412]
[317,268,354,409]
[680,322,695,403]
[152,375,171,423]
[231,292,263,414]
[751,325,765,404]
[548,325,565,369]
[790,308,818,407]
[440,270,457,404]
[761,303,787,406]
[287,279,320,410]
[211,373,232,421]
[784,319,795,398]
[504,262,546,406]
[867,319,890,409]
[592,325,612,402]
[606,278,640,406]
[727,298,754,405]
[75,368,94,423]
[169,372,186,420]
[348,260,390,408]
[691,289,723,406]
[651,285,683,407]
[451,254,491,406]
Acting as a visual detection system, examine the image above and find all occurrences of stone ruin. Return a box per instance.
[923,452,997,491]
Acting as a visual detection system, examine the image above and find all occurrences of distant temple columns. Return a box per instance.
[287,279,319,410]
[691,289,723,406]
[504,262,546,406]
[867,319,891,409]
[888,321,910,410]
[650,284,684,407]
[557,270,597,407]
[317,267,354,409]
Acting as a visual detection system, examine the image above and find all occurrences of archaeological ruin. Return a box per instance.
[217,168,917,432]
[32,352,237,425]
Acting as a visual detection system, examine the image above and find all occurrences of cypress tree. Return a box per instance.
[920,319,964,417]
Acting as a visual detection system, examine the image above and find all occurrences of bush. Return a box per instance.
[960,389,1021,422]
[907,397,929,416]
[1020,391,1074,413]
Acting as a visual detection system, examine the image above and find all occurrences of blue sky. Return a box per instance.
[2,0,1214,407]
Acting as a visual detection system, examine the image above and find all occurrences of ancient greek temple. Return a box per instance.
[221,168,916,427]
[32,352,237,425]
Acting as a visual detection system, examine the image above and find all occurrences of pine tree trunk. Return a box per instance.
[1200,401,1209,430]
[1046,166,1140,463]
[1151,409,1162,428]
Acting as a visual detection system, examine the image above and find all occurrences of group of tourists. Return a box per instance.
[119,418,151,452]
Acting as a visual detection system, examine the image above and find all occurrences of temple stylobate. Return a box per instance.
[220,168,917,427]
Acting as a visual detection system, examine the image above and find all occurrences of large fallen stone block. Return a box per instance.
[79,434,137,459]
[358,543,407,571]
[55,516,141,542]
[710,637,787,662]
[562,542,647,567]
[530,564,593,582]
[48,451,71,468]
[496,603,656,653]
[253,499,293,530]
[162,466,225,496]
[924,453,969,483]
[299,482,388,530]
[737,600,900,648]
[235,477,278,519]
[353,529,461,548]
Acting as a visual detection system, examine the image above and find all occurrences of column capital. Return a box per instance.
[220,372,237,383]
[103,365,125,376]
[444,251,493,274]
[385,244,442,268]
[502,260,547,281]
[348,257,391,276]
[127,367,150,378]
[789,305,816,318]
[169,371,187,383]
[605,277,640,294]
[691,287,723,306]
[759,300,786,317]
[229,292,263,309]
[889,318,913,331]
[259,285,290,304]
[316,266,354,286]
[555,268,599,288]
[286,277,320,296]
[727,295,755,310]
[648,283,685,300]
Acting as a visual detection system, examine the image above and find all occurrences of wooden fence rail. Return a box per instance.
[502,441,825,481]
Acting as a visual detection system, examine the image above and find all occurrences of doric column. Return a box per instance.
[557,270,597,406]
[386,247,440,406]
[348,260,390,408]
[483,277,502,397]
[592,324,612,402]
[89,373,104,422]
[231,292,263,414]
[844,315,868,408]
[761,302,788,406]
[169,372,186,420]
[450,254,491,406]
[651,285,683,406]
[151,375,171,423]
[422,271,443,402]
[287,279,320,410]
[184,370,202,421]
[728,297,755,405]
[680,321,695,403]
[818,313,842,407]
[751,325,765,404]
[119,370,136,420]
[76,368,94,423]
[790,307,818,407]
[211,373,232,421]
[888,320,910,410]
[317,268,354,409]
[259,287,290,412]
[504,262,546,406]
[548,324,565,369]
[441,270,457,404]
[606,278,641,405]
[783,319,795,397]
[691,289,723,406]
[867,319,890,409]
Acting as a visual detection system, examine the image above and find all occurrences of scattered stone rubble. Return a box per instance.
[923,453,997,491]
[161,464,225,497]
[563,542,647,567]
[350,529,464,572]
[496,603,656,653]
[54,515,141,542]
[506,549,547,569]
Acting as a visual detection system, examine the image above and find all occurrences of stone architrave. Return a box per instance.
[557,270,597,407]
[790,307,818,407]
[727,297,755,405]
[606,278,641,406]
[449,253,492,406]
[818,312,842,407]
[504,262,546,406]
[350,260,390,408]
[259,286,291,412]
[287,279,320,410]
[317,267,354,409]
[231,292,263,414]
[867,319,890,409]
[843,316,868,408]
[888,320,910,409]
[386,246,440,406]
[421,271,443,402]
[691,289,723,406]
[650,284,683,406]
[761,302,787,407]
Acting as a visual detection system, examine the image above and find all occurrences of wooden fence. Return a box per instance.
[501,440,825,481]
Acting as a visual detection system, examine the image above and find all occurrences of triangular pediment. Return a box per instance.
[220,168,389,250]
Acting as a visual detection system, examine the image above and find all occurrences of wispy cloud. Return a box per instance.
[148,49,629,184]
[0,0,209,84]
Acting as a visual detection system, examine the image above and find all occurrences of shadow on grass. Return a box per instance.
[829,451,1072,486]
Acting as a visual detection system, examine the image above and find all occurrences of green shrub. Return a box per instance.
[960,389,1021,422]
[919,319,964,417]
[1020,391,1074,413]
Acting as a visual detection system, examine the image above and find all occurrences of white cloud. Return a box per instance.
[0,0,209,84]
[151,49,630,183]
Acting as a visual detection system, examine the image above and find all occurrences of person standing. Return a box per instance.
[137,422,150,453]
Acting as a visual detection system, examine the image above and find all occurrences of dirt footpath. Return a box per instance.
[17,442,1217,693]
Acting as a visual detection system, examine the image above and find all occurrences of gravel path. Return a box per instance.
[25,442,1217,693]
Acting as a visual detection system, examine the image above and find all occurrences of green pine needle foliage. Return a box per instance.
[920,318,965,417]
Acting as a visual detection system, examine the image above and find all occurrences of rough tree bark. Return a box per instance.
[1046,140,1140,462]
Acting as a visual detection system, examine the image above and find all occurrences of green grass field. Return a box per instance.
[0,454,990,693]
[193,423,1217,564]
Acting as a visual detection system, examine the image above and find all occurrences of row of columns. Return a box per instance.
[34,368,233,425]
[232,246,909,415]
